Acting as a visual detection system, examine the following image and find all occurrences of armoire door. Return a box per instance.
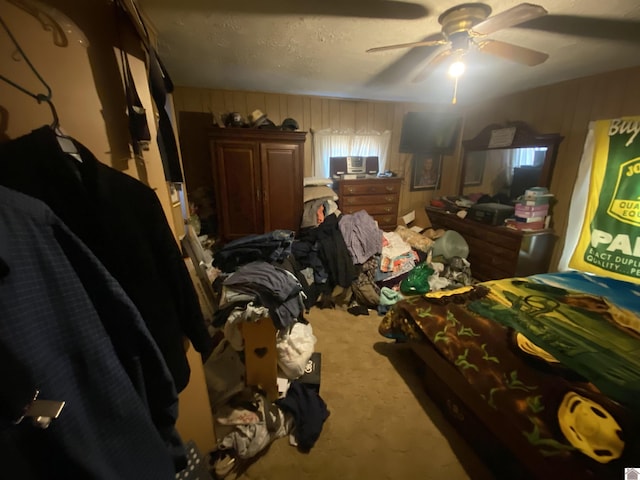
[260,142,303,232]
[213,141,263,239]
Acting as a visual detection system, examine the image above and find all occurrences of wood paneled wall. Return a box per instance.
[1,0,179,237]
[174,64,640,271]
[465,65,640,270]
[172,87,462,217]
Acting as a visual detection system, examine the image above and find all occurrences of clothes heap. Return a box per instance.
[204,179,475,318]
[203,231,329,478]
[292,178,474,313]
[199,178,475,477]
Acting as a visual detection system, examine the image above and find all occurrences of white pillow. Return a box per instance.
[303,177,334,187]
[304,185,338,203]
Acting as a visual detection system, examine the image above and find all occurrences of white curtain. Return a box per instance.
[557,122,595,271]
[312,129,392,178]
[511,148,537,167]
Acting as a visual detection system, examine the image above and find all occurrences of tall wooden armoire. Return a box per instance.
[208,128,306,240]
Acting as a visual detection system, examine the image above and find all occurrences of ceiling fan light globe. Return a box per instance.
[449,61,466,78]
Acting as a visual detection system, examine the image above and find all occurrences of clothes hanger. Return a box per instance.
[0,15,81,161]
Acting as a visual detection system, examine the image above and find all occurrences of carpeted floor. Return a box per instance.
[232,306,495,480]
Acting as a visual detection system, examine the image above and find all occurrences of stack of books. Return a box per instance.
[505,188,553,231]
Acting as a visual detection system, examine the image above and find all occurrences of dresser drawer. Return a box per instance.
[467,257,516,281]
[469,253,517,277]
[437,220,520,252]
[465,236,519,261]
[342,203,398,215]
[341,182,400,196]
[372,214,397,230]
[342,193,398,206]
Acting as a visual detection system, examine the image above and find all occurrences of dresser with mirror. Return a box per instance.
[426,122,563,281]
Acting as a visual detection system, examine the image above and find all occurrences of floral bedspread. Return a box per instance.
[379,271,640,476]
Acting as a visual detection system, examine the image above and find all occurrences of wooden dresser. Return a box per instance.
[335,177,402,231]
[425,206,555,281]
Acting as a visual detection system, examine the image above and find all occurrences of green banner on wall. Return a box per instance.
[569,117,640,284]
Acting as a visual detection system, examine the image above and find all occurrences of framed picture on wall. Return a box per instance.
[463,157,485,186]
[410,154,442,191]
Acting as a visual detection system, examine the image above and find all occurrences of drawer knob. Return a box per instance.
[446,398,465,422]
[385,196,394,202]
[347,188,355,194]
[385,207,392,213]
[385,186,394,192]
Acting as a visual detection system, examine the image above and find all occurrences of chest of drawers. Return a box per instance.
[425,206,555,281]
[335,177,402,231]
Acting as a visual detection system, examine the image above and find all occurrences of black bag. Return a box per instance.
[121,49,150,156]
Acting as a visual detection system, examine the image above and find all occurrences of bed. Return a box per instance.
[379,270,640,479]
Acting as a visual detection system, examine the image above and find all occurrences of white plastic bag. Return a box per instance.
[276,322,317,379]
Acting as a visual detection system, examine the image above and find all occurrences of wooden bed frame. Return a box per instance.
[408,341,590,480]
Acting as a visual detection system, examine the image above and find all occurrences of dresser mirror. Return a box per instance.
[458,122,563,202]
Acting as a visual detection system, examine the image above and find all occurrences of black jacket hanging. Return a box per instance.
[148,46,183,182]
[0,127,213,391]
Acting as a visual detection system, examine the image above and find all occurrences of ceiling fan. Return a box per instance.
[367,2,550,83]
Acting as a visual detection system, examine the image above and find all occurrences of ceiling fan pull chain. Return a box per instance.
[452,76,459,105]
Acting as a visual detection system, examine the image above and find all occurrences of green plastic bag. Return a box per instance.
[400,263,434,295]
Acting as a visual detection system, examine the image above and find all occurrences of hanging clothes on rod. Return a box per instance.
[0,13,212,477]
[0,126,214,391]
[115,0,184,182]
[0,13,213,393]
[113,5,151,157]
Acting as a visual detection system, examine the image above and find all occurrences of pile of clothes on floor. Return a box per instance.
[197,190,474,476]
[203,232,329,478]
[206,206,474,317]
[294,179,474,314]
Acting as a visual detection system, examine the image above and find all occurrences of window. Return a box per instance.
[505,146,548,185]
[510,146,547,168]
[312,129,391,178]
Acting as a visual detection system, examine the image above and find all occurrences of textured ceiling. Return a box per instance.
[139,0,640,105]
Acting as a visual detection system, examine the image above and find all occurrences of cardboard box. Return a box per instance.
[399,209,432,233]
[299,352,322,392]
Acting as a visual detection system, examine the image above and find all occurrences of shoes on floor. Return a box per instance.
[209,450,236,479]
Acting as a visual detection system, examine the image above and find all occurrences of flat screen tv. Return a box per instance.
[399,112,462,154]
[510,166,543,201]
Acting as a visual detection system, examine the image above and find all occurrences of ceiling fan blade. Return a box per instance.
[367,38,446,53]
[471,3,547,36]
[143,0,429,20]
[413,48,453,83]
[477,39,548,66]
[518,15,640,43]
[365,37,444,87]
